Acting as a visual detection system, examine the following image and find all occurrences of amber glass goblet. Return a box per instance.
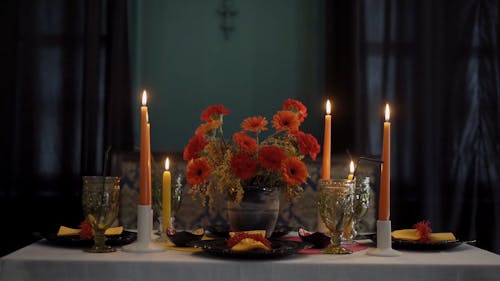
[318,179,354,254]
[82,176,120,253]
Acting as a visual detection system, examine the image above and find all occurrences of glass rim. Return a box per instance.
[318,178,354,184]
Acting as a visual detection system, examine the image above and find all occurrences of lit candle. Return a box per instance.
[318,100,332,233]
[348,160,355,180]
[379,104,391,220]
[321,100,332,179]
[139,91,152,205]
[162,158,172,231]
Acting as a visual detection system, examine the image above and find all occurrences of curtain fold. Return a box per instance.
[447,0,500,253]
[346,0,500,253]
[0,0,133,256]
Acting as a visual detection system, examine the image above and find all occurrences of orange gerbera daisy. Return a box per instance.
[200,105,230,122]
[233,132,258,154]
[241,116,268,132]
[186,157,211,185]
[292,131,320,160]
[272,111,300,131]
[283,99,308,122]
[230,153,258,180]
[183,134,208,161]
[281,157,308,185]
[195,120,222,136]
[258,146,287,170]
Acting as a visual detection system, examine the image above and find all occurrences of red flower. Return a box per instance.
[283,99,308,122]
[186,158,211,185]
[231,153,258,180]
[79,220,93,240]
[258,146,287,170]
[200,105,230,122]
[414,220,432,242]
[281,157,308,185]
[183,135,208,161]
[292,131,320,160]
[233,132,258,154]
[241,116,268,132]
[272,111,300,131]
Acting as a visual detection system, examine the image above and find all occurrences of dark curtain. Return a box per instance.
[329,0,500,253]
[0,0,133,256]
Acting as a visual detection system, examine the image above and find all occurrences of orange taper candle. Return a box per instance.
[321,100,332,179]
[139,90,151,205]
[318,100,332,233]
[146,118,152,205]
[379,104,391,220]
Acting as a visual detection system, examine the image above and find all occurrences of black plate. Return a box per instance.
[206,225,290,238]
[190,238,306,259]
[40,231,137,247]
[392,239,463,251]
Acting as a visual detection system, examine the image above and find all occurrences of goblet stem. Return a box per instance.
[84,228,115,253]
[342,219,358,245]
[322,231,352,254]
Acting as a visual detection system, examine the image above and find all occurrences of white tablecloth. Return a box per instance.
[1,241,500,281]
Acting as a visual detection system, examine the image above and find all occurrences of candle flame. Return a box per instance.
[142,90,147,106]
[385,103,390,121]
[349,160,355,174]
[165,157,170,170]
[326,100,331,115]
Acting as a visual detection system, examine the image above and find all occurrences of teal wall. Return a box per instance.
[129,0,325,152]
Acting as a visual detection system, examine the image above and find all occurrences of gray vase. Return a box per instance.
[226,185,280,237]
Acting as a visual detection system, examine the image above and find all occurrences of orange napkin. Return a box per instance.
[391,229,456,242]
[227,230,272,251]
[57,225,123,236]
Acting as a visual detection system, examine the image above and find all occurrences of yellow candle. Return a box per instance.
[139,91,151,205]
[318,100,332,233]
[321,100,332,179]
[162,158,172,231]
[379,104,391,220]
[348,160,355,180]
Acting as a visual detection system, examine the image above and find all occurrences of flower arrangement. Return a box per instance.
[183,99,320,206]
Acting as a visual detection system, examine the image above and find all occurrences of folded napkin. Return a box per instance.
[392,229,456,242]
[227,230,272,252]
[231,238,271,252]
[57,225,123,236]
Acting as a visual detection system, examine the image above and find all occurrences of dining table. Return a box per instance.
[1,236,500,281]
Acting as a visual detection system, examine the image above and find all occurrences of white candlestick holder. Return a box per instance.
[367,220,401,257]
[122,205,164,253]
